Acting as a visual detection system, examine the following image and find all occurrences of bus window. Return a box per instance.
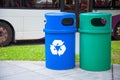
[113,0,120,8]
[4,0,15,7]
[93,0,112,8]
[1,0,21,8]
[0,0,4,7]
[0,0,60,9]
[79,0,90,13]
[34,0,59,9]
[63,0,75,12]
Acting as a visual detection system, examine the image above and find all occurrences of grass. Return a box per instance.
[0,41,120,64]
[111,41,120,64]
[0,45,45,61]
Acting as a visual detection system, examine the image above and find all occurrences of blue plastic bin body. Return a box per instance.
[44,12,76,70]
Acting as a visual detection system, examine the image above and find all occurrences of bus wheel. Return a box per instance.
[114,22,120,40]
[0,22,12,46]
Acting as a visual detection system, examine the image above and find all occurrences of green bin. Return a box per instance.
[79,12,112,71]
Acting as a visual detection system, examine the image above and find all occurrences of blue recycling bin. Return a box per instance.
[43,12,76,70]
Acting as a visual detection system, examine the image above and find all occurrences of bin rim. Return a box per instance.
[43,29,76,33]
[45,12,75,16]
[78,29,112,33]
[80,12,112,16]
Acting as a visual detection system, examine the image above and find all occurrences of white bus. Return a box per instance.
[0,0,60,46]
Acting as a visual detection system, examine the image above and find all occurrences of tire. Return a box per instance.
[114,22,120,40]
[0,22,13,46]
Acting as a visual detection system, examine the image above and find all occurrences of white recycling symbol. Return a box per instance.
[50,40,66,56]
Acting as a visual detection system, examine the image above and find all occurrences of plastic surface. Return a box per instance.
[45,33,75,70]
[79,12,112,71]
[44,12,76,70]
[79,12,112,33]
[44,12,76,33]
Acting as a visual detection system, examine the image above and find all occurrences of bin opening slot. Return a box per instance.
[62,18,74,26]
[91,18,106,27]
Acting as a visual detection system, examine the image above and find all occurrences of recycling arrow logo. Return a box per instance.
[50,40,66,56]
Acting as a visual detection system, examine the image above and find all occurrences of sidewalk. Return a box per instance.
[0,61,120,80]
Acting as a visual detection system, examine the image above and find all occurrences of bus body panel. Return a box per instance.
[0,15,24,39]
[0,9,60,40]
[112,14,120,36]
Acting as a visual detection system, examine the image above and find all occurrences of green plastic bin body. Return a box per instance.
[79,12,112,71]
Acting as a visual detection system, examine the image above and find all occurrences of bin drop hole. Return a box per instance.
[91,18,106,27]
[62,18,74,26]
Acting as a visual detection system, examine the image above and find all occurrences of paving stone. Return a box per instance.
[5,61,43,71]
[0,61,27,78]
[0,61,118,80]
[0,71,50,80]
[113,64,120,80]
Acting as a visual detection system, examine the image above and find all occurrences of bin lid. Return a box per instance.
[79,12,112,33]
[44,12,76,33]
